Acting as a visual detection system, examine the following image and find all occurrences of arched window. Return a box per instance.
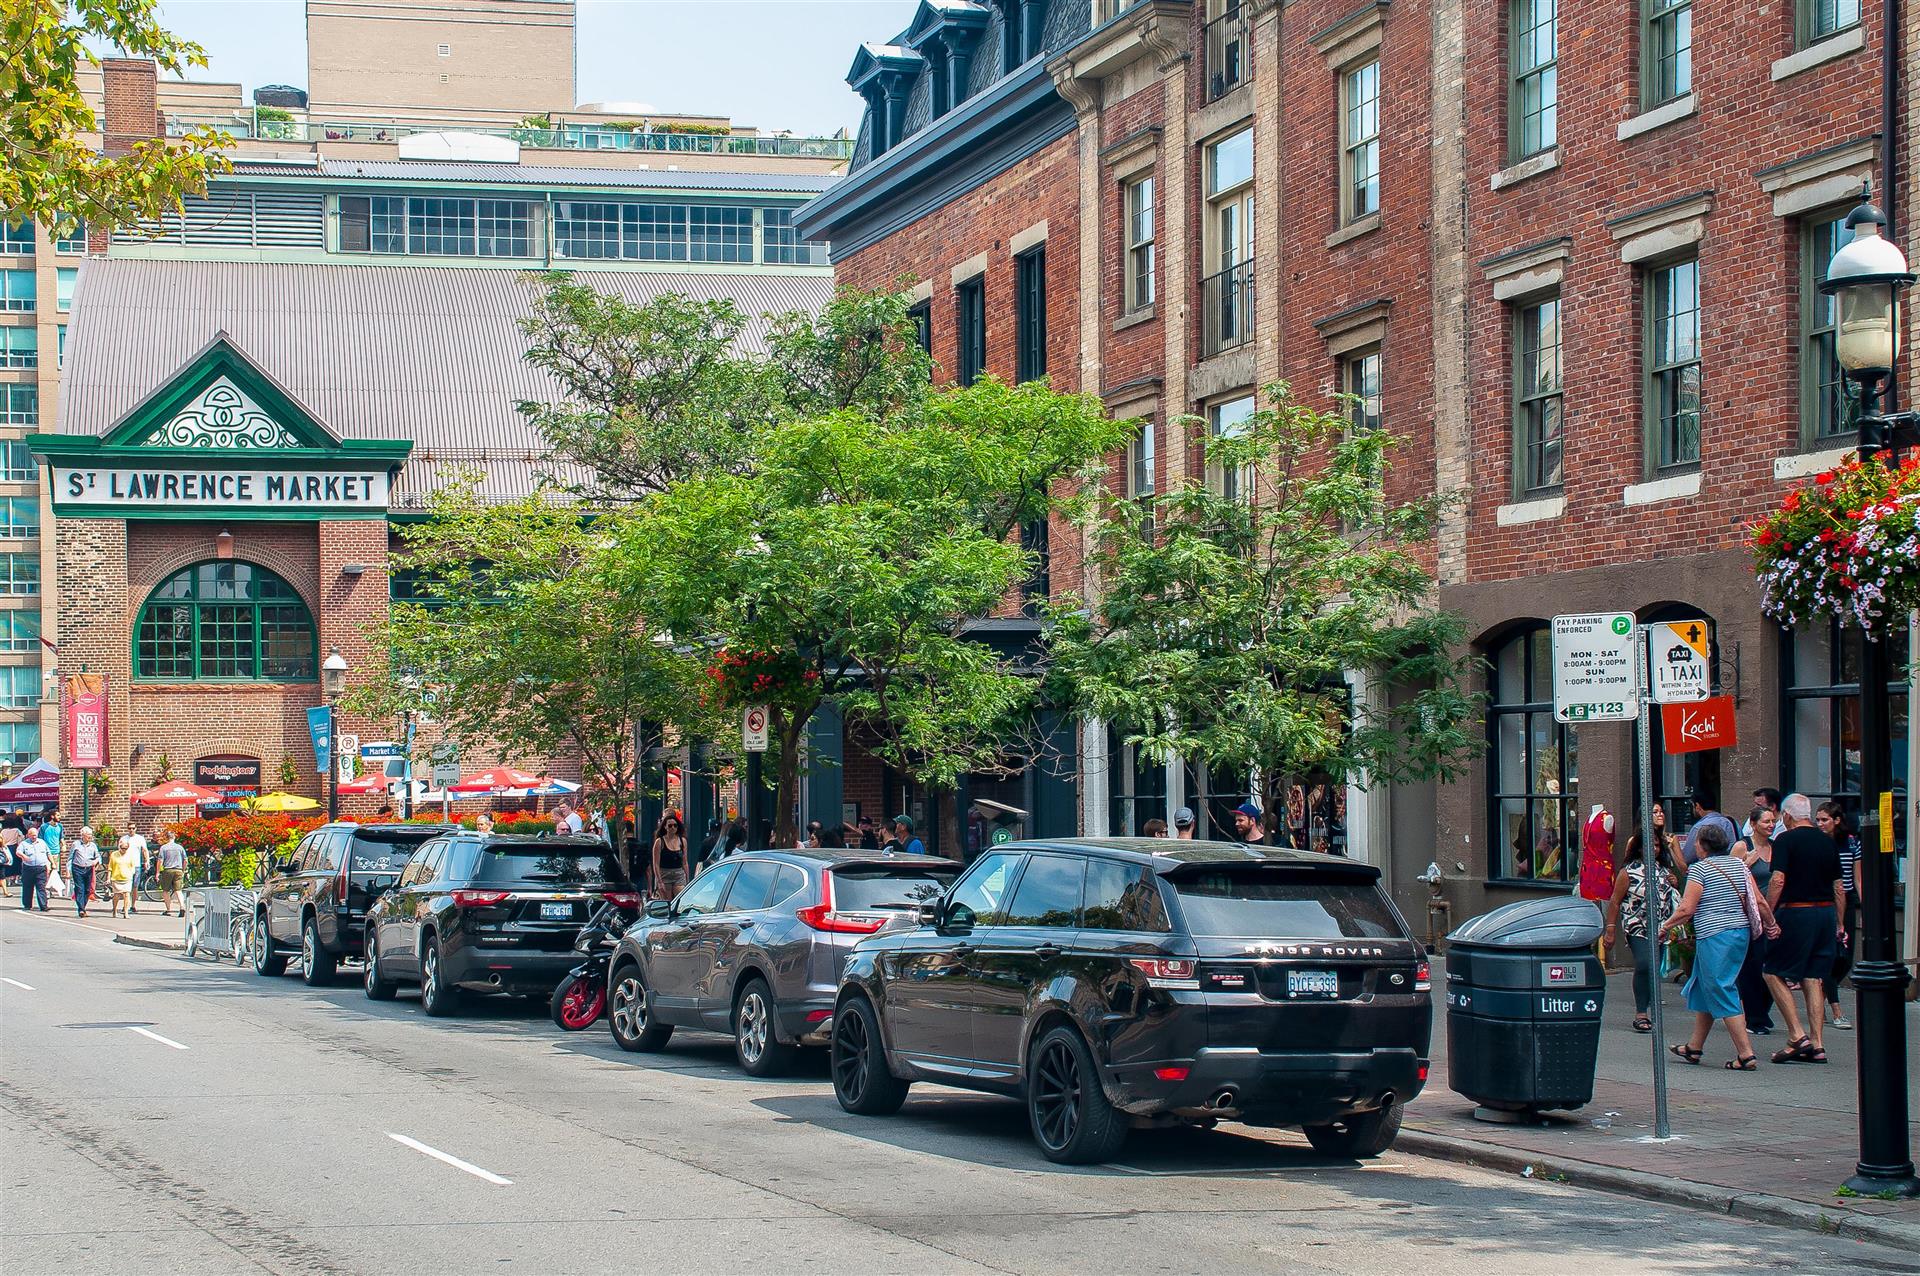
[134,561,316,682]
[1486,623,1579,884]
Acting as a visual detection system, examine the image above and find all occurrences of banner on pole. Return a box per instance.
[65,674,108,769]
[307,705,333,773]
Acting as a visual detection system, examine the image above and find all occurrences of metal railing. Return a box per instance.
[163,110,854,160]
[1201,260,1254,357]
[1204,5,1249,102]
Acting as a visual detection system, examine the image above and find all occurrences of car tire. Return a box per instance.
[419,935,461,1017]
[733,977,795,1077]
[607,962,672,1052]
[252,911,287,977]
[1027,1024,1129,1165]
[363,927,397,1001]
[1302,1100,1403,1159]
[301,916,337,986]
[831,995,908,1116]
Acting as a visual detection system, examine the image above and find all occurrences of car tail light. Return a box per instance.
[797,872,888,934]
[1417,1061,1430,1083]
[601,890,643,909]
[1153,1066,1190,1082]
[1414,960,1432,992]
[1128,958,1199,988]
[451,889,510,909]
[806,1009,833,1023]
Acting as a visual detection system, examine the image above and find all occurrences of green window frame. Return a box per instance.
[1015,245,1047,383]
[133,561,317,682]
[1798,0,1860,46]
[1510,0,1557,161]
[1802,210,1856,447]
[1514,296,1564,495]
[1342,60,1381,223]
[1644,258,1701,474]
[956,274,986,387]
[1641,0,1692,110]
[1487,624,1580,884]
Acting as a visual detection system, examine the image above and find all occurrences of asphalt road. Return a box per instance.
[2,908,1913,1276]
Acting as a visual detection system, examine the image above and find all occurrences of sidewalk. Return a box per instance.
[0,893,189,950]
[1403,955,1920,1249]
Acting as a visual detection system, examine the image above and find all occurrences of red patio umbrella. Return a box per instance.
[336,773,390,796]
[448,766,545,794]
[131,780,221,807]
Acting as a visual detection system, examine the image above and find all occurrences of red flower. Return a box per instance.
[1757,529,1777,547]
[1783,491,1802,512]
[1816,471,1834,485]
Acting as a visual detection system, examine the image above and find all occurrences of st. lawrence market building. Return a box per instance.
[33,223,829,832]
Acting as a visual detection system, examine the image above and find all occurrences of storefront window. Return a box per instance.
[1487,624,1579,883]
[134,561,317,682]
[1783,622,1909,859]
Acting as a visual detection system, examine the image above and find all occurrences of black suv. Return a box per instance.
[832,839,1431,1164]
[362,833,637,1016]
[253,822,454,985]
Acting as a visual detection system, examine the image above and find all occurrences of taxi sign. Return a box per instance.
[1649,619,1712,703]
[1551,613,1638,723]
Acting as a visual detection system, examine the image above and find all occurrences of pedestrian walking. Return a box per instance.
[1172,807,1196,839]
[1658,822,1770,1070]
[0,806,22,899]
[117,828,149,914]
[1731,805,1777,1034]
[855,816,880,850]
[42,810,62,863]
[14,825,51,911]
[66,826,101,919]
[1761,793,1845,1064]
[554,802,584,836]
[1815,800,1859,1031]
[155,828,188,917]
[1681,786,1738,867]
[1142,817,1168,838]
[650,813,689,901]
[107,839,137,918]
[892,815,926,856]
[1603,829,1679,1034]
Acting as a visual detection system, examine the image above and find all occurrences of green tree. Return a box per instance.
[1047,383,1481,839]
[628,374,1131,849]
[345,483,715,872]
[2,0,232,234]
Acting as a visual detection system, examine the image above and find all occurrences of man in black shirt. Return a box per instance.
[1762,793,1846,1063]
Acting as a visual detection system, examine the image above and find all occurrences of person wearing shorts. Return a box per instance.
[155,830,188,916]
[1761,794,1844,1064]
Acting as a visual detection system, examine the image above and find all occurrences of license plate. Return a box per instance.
[1286,969,1340,999]
[540,902,574,920]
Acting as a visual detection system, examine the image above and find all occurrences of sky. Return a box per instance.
[145,0,915,136]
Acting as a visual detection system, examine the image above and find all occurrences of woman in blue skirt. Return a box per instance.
[1658,822,1775,1070]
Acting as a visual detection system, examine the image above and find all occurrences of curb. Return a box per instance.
[1396,1128,1920,1251]
[112,933,186,953]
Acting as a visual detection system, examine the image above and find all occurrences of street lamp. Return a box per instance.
[1819,188,1920,1200]
[322,647,348,821]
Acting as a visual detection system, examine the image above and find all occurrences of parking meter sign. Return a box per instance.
[1551,613,1639,723]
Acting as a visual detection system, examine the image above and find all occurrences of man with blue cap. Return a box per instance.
[1231,801,1266,846]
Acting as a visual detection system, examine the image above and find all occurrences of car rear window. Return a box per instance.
[831,864,955,910]
[1170,871,1402,940]
[350,834,430,873]
[470,844,623,886]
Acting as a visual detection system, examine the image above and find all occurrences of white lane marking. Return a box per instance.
[127,1026,189,1050]
[385,1132,513,1185]
[1,977,33,990]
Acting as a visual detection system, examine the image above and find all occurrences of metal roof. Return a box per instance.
[292,158,841,194]
[55,258,833,504]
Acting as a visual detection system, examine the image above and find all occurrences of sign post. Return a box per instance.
[1634,629,1670,1140]
[742,707,768,853]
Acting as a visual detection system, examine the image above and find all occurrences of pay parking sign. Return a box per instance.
[1551,613,1639,723]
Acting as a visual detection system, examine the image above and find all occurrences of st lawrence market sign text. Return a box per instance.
[55,466,390,510]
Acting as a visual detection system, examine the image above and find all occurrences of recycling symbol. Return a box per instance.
[1583,999,1598,1012]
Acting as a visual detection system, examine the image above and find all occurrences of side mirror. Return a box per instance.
[916,901,940,927]
[944,903,976,933]
[644,899,672,920]
[271,860,292,876]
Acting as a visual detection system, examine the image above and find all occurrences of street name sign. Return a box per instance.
[1648,619,1712,703]
[1551,613,1639,723]
[359,741,403,759]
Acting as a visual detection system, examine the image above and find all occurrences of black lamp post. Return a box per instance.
[321,646,348,823]
[1819,190,1920,1199]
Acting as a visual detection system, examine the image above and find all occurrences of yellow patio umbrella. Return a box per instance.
[244,791,321,813]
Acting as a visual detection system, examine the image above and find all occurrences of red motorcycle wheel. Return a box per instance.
[551,974,606,1030]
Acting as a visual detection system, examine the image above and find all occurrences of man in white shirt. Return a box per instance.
[118,830,150,914]
[554,802,584,836]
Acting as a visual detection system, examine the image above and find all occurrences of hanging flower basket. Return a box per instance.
[703,647,818,710]
[1751,453,1920,637]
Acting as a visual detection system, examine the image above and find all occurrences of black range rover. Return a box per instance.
[831,839,1431,1164]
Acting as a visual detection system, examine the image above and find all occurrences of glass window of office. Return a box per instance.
[55,267,75,310]
[0,722,40,768]
[0,610,40,652]
[0,554,39,596]
[0,498,37,539]
[0,666,39,709]
[1,385,35,426]
[1,271,33,311]
[0,222,33,254]
[0,326,34,369]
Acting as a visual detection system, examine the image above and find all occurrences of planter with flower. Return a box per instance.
[703,647,819,712]
[1751,453,1920,639]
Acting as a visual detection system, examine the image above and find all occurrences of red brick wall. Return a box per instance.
[99,58,160,157]
[1461,1,1882,584]
[1097,81,1172,402]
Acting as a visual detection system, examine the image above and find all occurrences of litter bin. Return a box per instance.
[1444,896,1606,1117]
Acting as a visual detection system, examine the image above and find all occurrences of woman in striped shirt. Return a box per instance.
[1659,822,1776,1070]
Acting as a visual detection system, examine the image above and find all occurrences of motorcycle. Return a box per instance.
[550,891,641,1030]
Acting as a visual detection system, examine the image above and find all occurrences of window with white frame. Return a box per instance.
[0,722,39,767]
[0,498,37,539]
[54,220,86,253]
[1342,60,1380,222]
[1203,129,1253,355]
[0,385,35,426]
[0,610,39,653]
[55,267,75,310]
[0,554,39,596]
[0,223,32,254]
[0,442,34,482]
[0,666,39,709]
[1,271,33,311]
[0,327,34,369]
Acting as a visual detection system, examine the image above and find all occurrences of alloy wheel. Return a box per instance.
[833,1007,869,1103]
[738,990,769,1064]
[301,926,315,974]
[611,974,643,1038]
[1031,1039,1082,1152]
[365,945,378,992]
[423,947,438,1003]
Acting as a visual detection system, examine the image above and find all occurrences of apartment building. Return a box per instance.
[307,0,577,123]
[798,0,1906,918]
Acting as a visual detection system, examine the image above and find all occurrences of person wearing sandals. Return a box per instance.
[1657,822,1772,1070]
[1731,805,1777,1035]
[1761,793,1845,1065]
[1603,830,1678,1035]
[1815,801,1859,1031]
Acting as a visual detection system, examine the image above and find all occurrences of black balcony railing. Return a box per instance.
[1202,260,1253,357]
[1204,5,1249,102]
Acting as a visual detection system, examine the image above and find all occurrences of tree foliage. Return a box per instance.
[344,483,716,870]
[1048,384,1482,828]
[1,0,231,235]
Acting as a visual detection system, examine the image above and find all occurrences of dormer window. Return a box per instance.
[905,1,990,122]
